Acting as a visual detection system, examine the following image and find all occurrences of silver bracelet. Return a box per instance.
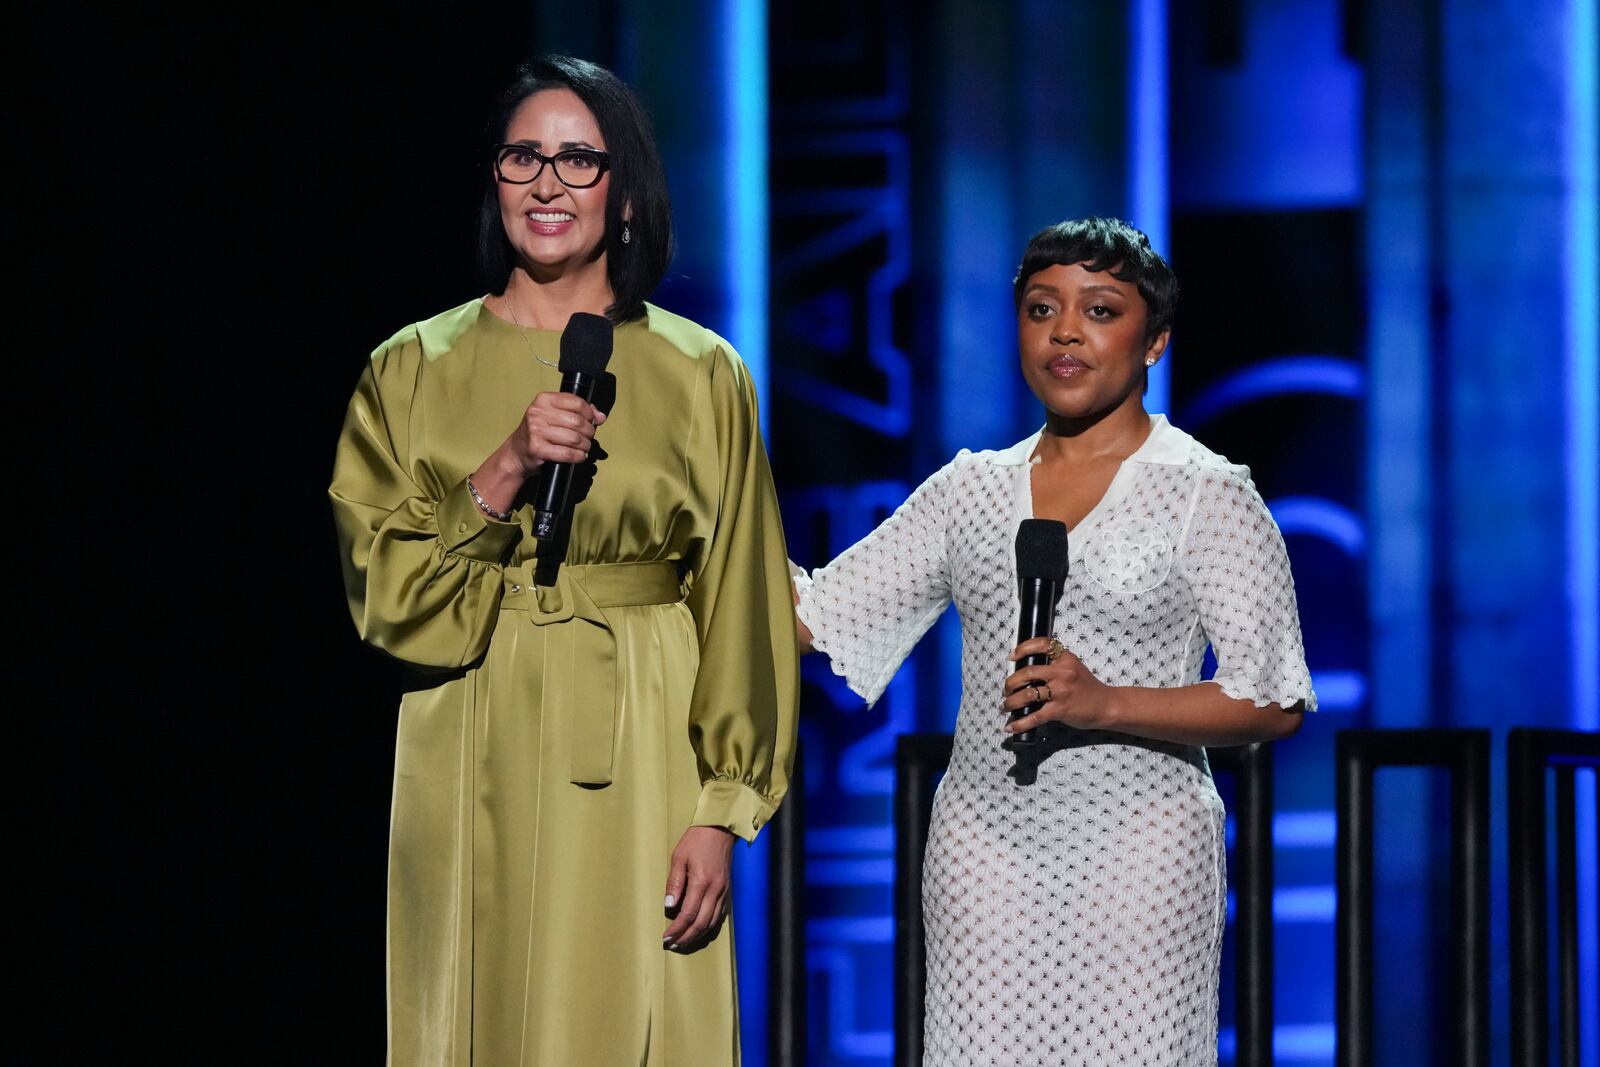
[466,475,514,522]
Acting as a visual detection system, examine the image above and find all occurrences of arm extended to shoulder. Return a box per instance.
[786,458,957,706]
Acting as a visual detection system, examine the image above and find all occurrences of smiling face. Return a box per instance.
[1016,261,1169,421]
[495,88,613,280]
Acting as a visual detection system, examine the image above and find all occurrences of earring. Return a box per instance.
[1144,358,1156,367]
[621,221,631,245]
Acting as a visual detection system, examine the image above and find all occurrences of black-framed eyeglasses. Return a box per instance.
[493,144,611,188]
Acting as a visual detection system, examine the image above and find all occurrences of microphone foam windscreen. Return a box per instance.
[1015,518,1069,581]
[559,312,614,376]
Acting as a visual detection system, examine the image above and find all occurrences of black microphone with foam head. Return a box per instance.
[532,312,614,540]
[1004,518,1069,782]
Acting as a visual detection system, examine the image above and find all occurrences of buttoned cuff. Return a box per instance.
[692,778,779,843]
[438,478,522,564]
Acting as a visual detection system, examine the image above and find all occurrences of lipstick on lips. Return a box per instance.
[1045,354,1089,379]
[525,209,576,235]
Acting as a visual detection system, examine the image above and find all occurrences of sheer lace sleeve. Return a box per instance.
[1179,468,1318,711]
[795,459,959,707]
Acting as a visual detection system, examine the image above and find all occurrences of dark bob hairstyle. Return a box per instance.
[477,56,673,324]
[1012,216,1178,345]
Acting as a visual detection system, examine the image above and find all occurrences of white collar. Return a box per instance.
[988,413,1193,467]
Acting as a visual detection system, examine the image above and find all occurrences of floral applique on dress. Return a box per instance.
[1083,515,1175,594]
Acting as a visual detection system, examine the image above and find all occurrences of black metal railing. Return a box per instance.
[1335,729,1491,1067]
[893,734,953,1067]
[1208,743,1276,1067]
[1509,727,1600,1067]
[768,745,806,1067]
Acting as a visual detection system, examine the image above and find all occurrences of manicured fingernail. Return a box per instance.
[664,895,675,908]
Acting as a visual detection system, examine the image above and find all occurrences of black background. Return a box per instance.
[28,4,549,1057]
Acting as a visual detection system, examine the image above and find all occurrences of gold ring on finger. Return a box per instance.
[1046,638,1065,662]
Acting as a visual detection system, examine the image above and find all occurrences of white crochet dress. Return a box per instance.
[794,415,1316,1067]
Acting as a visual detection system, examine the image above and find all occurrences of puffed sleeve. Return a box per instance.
[329,330,522,670]
[794,457,957,708]
[683,346,800,842]
[1180,469,1318,711]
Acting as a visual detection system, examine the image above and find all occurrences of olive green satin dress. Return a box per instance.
[329,299,799,1066]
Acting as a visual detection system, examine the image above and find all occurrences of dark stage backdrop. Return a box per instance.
[30,4,550,1058]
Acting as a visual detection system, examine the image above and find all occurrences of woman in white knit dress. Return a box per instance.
[793,218,1315,1067]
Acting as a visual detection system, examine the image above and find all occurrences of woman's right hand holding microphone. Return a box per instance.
[469,392,607,519]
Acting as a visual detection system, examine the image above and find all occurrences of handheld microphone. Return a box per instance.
[532,312,614,540]
[1005,519,1069,780]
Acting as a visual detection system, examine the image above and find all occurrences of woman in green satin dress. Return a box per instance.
[329,56,798,1065]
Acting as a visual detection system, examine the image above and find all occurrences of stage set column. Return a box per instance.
[1366,1,1597,1061]
[1367,2,1594,730]
[916,0,1135,465]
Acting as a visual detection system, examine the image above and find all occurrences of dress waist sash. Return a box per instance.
[499,560,687,786]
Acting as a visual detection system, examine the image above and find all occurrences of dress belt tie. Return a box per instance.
[499,560,687,787]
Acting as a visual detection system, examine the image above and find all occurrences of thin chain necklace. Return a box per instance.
[500,298,561,370]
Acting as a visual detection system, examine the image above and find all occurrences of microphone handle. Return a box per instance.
[532,370,600,539]
[1011,577,1063,743]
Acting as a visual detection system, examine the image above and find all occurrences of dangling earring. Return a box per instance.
[621,221,632,245]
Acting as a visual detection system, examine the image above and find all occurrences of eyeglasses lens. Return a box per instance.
[496,148,605,188]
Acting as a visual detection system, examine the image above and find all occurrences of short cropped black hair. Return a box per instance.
[1012,217,1178,344]
[477,56,673,324]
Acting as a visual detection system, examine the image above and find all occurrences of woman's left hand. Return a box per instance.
[662,825,735,952]
[1001,637,1117,733]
